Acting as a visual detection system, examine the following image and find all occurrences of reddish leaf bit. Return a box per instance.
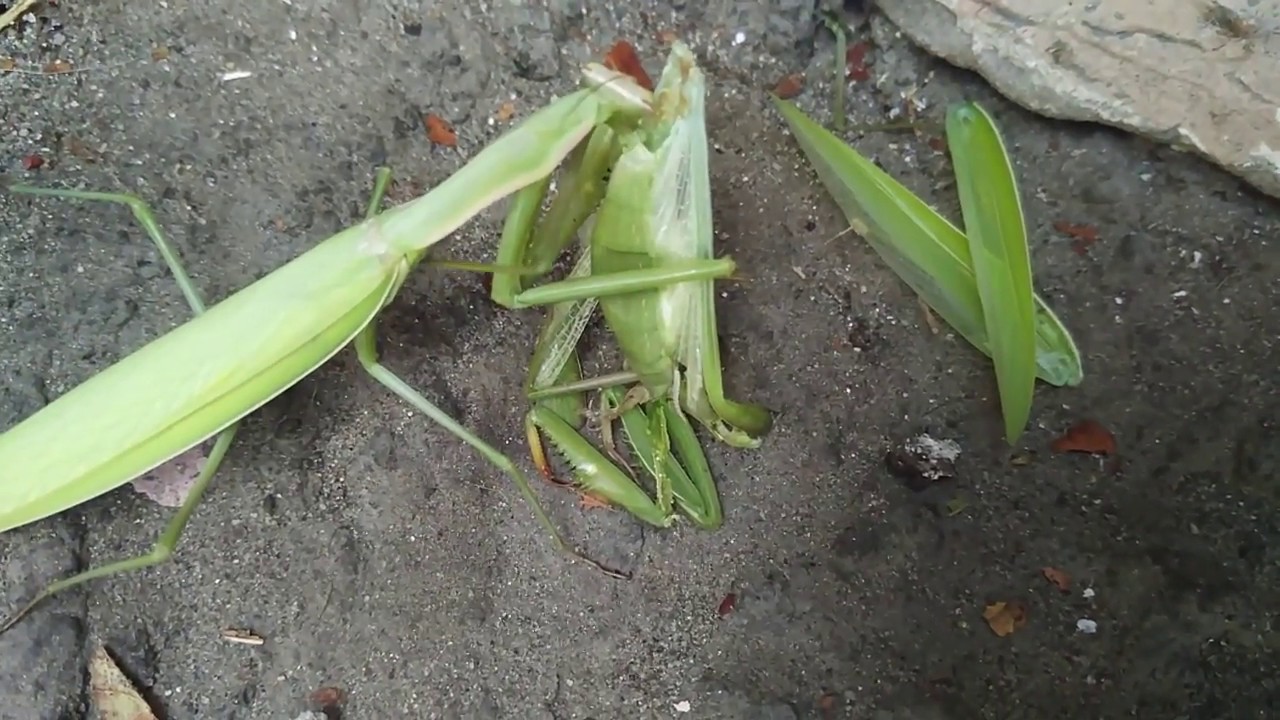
[1051,420,1117,456]
[1053,220,1101,256]
[773,72,805,100]
[846,42,871,82]
[819,692,838,720]
[578,491,612,511]
[423,113,457,147]
[603,39,654,91]
[21,153,44,171]
[1042,566,1071,592]
[308,686,347,716]
[717,592,737,618]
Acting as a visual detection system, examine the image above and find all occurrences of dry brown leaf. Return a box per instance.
[1042,566,1071,592]
[308,686,347,712]
[603,39,654,91]
[43,58,73,74]
[88,645,159,720]
[1009,451,1034,466]
[578,491,612,511]
[716,592,737,618]
[423,113,457,147]
[0,57,16,72]
[982,601,1028,637]
[1053,219,1101,255]
[495,101,516,122]
[846,41,871,81]
[772,72,805,99]
[151,46,170,62]
[1051,419,1117,456]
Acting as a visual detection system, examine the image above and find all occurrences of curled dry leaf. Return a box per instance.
[773,72,805,100]
[716,592,737,618]
[308,686,347,712]
[1053,220,1101,256]
[88,645,159,720]
[423,113,457,147]
[578,491,612,511]
[131,444,208,507]
[1041,566,1071,592]
[982,601,1028,637]
[846,41,871,81]
[1051,420,1116,456]
[603,39,654,91]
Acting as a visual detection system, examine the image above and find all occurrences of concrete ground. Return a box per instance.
[1,1,1277,718]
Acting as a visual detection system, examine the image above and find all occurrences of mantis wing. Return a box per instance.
[946,103,1037,444]
[771,97,1083,388]
[0,225,399,532]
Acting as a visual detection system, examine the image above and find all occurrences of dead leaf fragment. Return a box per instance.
[819,692,838,720]
[1053,220,1101,256]
[578,491,612,511]
[982,601,1028,637]
[88,645,159,720]
[0,57,16,72]
[151,46,170,62]
[716,592,737,618]
[43,58,73,74]
[846,41,871,81]
[423,113,457,147]
[495,101,516,122]
[221,627,265,645]
[21,153,44,171]
[308,686,347,712]
[1042,566,1071,592]
[773,72,805,99]
[1051,419,1116,456]
[131,444,208,507]
[603,39,654,91]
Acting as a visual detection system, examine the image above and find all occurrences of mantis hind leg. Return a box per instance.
[351,322,628,580]
[0,430,238,634]
[353,170,629,579]
[0,178,263,633]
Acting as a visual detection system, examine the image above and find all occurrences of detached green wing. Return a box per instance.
[946,103,1037,444]
[0,223,397,532]
[771,97,1082,388]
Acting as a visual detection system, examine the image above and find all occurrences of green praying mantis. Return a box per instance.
[487,43,772,530]
[0,42,753,633]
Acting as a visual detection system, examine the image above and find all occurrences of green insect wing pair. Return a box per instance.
[771,97,1084,444]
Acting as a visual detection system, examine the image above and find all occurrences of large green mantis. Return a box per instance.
[0,45,735,632]
[487,42,773,530]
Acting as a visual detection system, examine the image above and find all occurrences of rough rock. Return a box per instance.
[877,0,1280,199]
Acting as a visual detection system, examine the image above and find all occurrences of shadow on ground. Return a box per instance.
[1,2,1276,718]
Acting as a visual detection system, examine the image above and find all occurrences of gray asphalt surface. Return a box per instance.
[2,2,1277,718]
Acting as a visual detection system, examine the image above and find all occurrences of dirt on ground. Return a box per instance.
[0,2,1276,719]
